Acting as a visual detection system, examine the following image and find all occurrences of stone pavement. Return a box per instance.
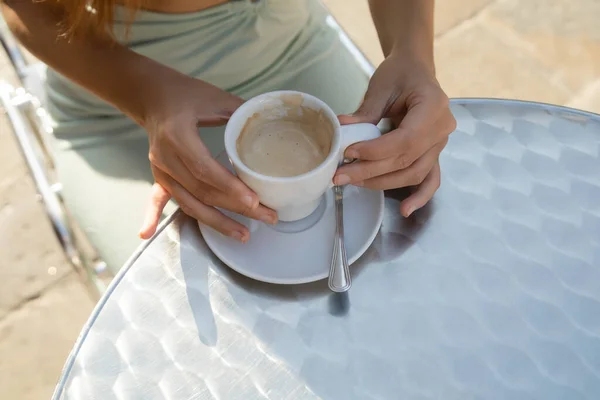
[327,0,600,114]
[0,0,598,398]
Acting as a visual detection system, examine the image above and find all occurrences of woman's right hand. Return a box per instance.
[137,74,278,241]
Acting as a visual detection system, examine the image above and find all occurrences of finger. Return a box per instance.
[156,169,251,242]
[139,182,172,239]
[182,178,277,224]
[338,67,399,126]
[161,128,261,209]
[158,155,276,223]
[196,94,245,126]
[178,136,257,194]
[205,190,277,224]
[334,157,397,185]
[153,142,261,213]
[180,152,259,207]
[345,99,441,162]
[400,162,441,218]
[354,144,441,190]
[337,138,445,186]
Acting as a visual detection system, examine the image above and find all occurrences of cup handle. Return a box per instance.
[338,123,382,161]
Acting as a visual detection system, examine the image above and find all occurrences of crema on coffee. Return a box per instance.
[236,96,334,177]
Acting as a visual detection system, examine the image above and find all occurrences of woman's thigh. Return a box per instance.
[275,39,370,115]
[54,133,176,272]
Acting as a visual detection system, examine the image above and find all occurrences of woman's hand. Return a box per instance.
[334,54,456,217]
[138,74,278,241]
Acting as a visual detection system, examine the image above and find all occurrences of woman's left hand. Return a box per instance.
[334,54,456,217]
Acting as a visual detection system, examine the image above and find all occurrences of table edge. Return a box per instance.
[451,97,600,120]
[51,209,182,400]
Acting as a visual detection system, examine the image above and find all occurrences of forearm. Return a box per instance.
[1,0,181,125]
[368,0,434,68]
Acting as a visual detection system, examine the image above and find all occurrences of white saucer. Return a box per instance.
[198,152,384,285]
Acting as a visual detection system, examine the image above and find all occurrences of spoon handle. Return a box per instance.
[328,185,351,292]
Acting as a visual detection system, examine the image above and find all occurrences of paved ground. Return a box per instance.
[328,0,600,113]
[0,0,598,398]
[0,45,97,399]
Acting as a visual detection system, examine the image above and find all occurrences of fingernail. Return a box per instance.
[138,226,148,239]
[230,231,245,242]
[405,206,416,218]
[242,195,256,208]
[354,181,364,187]
[260,214,276,225]
[345,149,359,159]
[335,174,351,185]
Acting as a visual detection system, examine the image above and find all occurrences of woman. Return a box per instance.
[2,0,455,271]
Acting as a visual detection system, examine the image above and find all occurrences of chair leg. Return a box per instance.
[0,82,112,296]
[0,17,29,79]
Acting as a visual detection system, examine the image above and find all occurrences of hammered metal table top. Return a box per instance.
[53,99,600,400]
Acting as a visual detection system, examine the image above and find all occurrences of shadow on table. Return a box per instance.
[179,232,218,347]
[175,190,431,398]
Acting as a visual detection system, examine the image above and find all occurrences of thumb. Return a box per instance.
[139,182,172,240]
[339,73,397,126]
[197,93,245,127]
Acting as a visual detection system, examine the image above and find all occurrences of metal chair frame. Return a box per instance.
[0,18,111,295]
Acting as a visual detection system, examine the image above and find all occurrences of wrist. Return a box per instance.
[390,33,434,69]
[369,0,434,70]
[132,61,189,128]
[387,46,436,79]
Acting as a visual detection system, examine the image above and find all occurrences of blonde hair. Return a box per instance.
[59,0,142,38]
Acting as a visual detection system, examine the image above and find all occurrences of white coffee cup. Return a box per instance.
[224,90,381,222]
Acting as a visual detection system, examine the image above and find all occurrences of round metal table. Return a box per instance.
[53,99,600,400]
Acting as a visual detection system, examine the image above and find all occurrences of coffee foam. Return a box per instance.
[236,95,334,177]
